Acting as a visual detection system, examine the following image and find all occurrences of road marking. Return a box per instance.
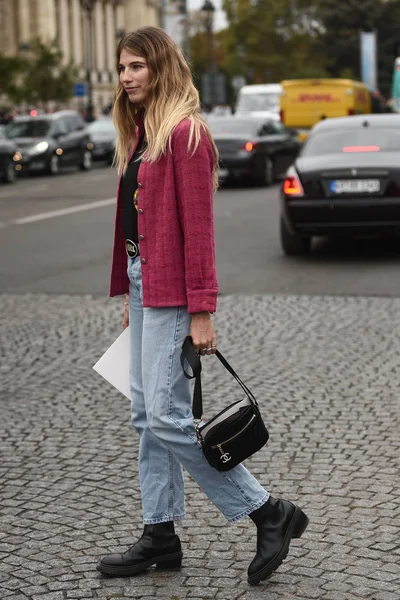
[0,197,115,227]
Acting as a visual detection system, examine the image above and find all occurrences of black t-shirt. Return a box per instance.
[122,135,146,242]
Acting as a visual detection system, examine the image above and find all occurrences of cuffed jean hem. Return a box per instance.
[143,513,186,525]
[226,493,270,523]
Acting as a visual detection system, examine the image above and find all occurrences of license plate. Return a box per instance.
[219,167,229,179]
[330,179,380,194]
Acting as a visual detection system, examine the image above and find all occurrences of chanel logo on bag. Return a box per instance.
[220,452,232,463]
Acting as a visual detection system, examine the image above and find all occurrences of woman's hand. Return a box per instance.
[122,295,129,329]
[190,312,216,356]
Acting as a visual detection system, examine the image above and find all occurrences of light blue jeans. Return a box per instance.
[127,256,269,524]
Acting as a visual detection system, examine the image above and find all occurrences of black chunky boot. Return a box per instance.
[247,496,309,585]
[97,521,183,577]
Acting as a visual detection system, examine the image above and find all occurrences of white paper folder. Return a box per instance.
[93,326,132,400]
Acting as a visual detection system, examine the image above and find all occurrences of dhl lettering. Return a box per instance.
[296,94,339,102]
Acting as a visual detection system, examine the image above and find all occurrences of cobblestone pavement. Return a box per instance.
[1,292,399,600]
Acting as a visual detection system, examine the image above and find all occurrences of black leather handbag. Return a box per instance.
[180,337,269,471]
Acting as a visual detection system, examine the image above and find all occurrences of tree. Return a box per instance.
[317,0,380,80]
[0,39,79,107]
[377,0,400,95]
[190,0,400,104]
[316,0,400,96]
[21,38,78,105]
[220,0,327,84]
[189,0,329,105]
[0,53,26,104]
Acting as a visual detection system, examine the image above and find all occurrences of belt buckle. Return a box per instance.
[125,239,138,258]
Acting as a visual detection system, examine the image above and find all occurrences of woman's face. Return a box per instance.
[119,48,150,107]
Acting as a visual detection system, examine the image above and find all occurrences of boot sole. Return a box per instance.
[96,551,183,577]
[247,507,309,586]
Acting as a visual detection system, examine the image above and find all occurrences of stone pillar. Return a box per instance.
[18,0,31,48]
[105,1,115,73]
[58,0,70,63]
[0,0,17,55]
[124,1,145,30]
[124,0,160,30]
[115,2,125,34]
[94,1,105,72]
[35,0,57,42]
[70,0,83,66]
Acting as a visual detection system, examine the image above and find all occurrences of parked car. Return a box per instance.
[87,118,117,164]
[4,110,93,175]
[280,114,400,255]
[208,116,302,186]
[0,127,19,184]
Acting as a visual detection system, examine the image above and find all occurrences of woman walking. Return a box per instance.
[97,26,308,585]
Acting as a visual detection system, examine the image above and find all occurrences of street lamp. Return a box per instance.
[201,0,216,109]
[80,0,96,122]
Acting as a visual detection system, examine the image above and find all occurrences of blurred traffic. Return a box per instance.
[0,110,118,182]
[208,115,301,186]
[2,28,400,260]
[0,128,19,184]
[280,114,400,254]
[234,84,282,121]
[4,110,93,176]
[2,76,394,187]
[86,118,117,165]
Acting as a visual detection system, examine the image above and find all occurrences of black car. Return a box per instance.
[4,110,93,175]
[87,118,117,164]
[208,116,301,186]
[280,114,400,255]
[0,128,19,183]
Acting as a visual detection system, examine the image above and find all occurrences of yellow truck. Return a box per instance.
[280,79,372,140]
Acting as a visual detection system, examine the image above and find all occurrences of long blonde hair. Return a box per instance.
[112,27,219,190]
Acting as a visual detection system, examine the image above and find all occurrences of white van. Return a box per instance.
[235,84,282,120]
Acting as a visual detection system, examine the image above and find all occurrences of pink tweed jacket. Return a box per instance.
[109,116,218,314]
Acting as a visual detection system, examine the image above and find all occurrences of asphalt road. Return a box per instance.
[2,164,400,297]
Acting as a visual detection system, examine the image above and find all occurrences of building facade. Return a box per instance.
[0,0,160,113]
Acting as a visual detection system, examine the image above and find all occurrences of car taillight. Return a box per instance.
[241,141,258,152]
[283,174,304,196]
[280,109,285,123]
[348,108,354,116]
[342,145,380,152]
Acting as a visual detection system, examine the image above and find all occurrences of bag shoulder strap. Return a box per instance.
[180,336,202,420]
[180,336,258,422]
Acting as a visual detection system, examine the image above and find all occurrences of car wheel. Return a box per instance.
[3,159,16,184]
[260,157,274,186]
[280,215,311,255]
[80,149,92,171]
[47,154,60,175]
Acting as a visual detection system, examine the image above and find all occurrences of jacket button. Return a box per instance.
[139,234,144,240]
[141,258,146,264]
[138,182,143,188]
[138,208,144,214]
